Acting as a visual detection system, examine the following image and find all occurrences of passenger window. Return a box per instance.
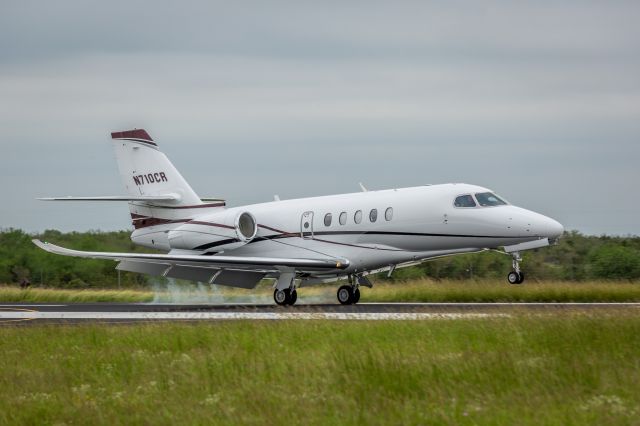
[454,194,476,208]
[324,213,332,227]
[369,209,378,222]
[385,207,393,221]
[339,212,347,225]
[354,210,362,224]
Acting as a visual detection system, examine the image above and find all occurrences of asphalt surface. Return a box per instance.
[1,302,639,324]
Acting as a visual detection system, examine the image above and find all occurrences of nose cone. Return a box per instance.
[538,216,564,240]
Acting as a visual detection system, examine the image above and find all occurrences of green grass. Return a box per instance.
[2,279,640,303]
[0,287,153,303]
[1,314,639,425]
[360,279,640,303]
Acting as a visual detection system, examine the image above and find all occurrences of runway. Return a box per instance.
[1,302,639,324]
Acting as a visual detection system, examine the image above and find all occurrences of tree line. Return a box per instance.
[0,228,639,288]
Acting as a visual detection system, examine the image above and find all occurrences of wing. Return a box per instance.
[32,240,349,289]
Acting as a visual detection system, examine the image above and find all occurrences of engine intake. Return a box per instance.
[168,210,258,251]
[236,212,257,241]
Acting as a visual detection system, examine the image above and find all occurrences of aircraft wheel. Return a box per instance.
[337,285,354,305]
[507,271,524,284]
[352,288,361,304]
[516,272,524,284]
[274,288,290,306]
[288,289,298,305]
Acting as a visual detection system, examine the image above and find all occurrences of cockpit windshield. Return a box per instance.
[475,192,507,207]
[454,194,476,208]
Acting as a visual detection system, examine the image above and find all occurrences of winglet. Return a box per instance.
[32,239,116,259]
[32,239,51,252]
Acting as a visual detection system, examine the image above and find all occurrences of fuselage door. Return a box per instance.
[300,211,314,239]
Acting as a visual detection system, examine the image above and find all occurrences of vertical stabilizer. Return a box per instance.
[111,129,202,206]
[111,129,224,250]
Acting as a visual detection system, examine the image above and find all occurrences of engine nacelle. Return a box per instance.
[167,210,258,252]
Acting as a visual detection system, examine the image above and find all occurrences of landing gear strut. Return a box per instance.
[274,288,298,306]
[507,251,525,284]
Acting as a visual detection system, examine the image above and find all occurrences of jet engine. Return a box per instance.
[167,210,258,252]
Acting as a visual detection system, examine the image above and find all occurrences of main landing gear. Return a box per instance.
[274,288,298,306]
[274,271,298,306]
[273,274,370,306]
[337,285,360,305]
[336,275,370,305]
[507,251,525,284]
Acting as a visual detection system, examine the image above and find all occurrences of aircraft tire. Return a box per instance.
[337,285,354,305]
[352,288,361,304]
[507,271,521,285]
[516,272,525,284]
[288,289,298,305]
[274,288,290,306]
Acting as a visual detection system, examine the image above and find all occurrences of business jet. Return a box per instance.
[34,129,564,305]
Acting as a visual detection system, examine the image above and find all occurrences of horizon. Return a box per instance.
[1,1,639,235]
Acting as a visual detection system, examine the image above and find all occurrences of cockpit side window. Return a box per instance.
[454,194,476,208]
[475,192,507,207]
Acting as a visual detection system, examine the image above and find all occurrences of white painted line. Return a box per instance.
[0,311,509,321]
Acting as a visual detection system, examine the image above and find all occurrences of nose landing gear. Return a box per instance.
[507,251,525,284]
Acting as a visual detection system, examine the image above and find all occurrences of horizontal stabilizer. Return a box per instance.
[32,240,349,271]
[38,194,181,202]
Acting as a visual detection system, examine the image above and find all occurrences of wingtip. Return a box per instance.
[32,239,46,249]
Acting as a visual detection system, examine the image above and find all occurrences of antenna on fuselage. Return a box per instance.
[358,182,368,192]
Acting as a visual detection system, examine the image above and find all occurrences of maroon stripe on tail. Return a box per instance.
[111,129,154,142]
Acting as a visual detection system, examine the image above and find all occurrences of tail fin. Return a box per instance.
[111,129,202,206]
[111,129,224,249]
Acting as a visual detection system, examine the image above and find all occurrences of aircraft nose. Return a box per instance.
[538,215,564,240]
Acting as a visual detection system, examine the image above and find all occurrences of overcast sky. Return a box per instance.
[1,1,638,235]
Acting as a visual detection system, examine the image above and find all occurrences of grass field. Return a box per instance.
[360,279,640,303]
[2,279,640,303]
[0,287,153,303]
[1,314,639,425]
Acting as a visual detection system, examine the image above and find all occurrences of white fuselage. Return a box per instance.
[131,183,563,278]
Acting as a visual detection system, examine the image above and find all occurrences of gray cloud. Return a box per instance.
[1,0,639,234]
